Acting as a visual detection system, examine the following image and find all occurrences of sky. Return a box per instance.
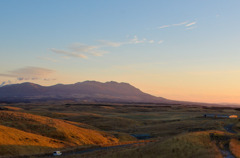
[1,0,240,104]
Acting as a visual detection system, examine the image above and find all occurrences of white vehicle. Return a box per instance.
[53,151,62,156]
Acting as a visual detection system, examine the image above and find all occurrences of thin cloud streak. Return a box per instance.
[51,48,88,59]
[186,21,197,27]
[158,25,171,29]
[158,21,188,29]
[98,40,122,47]
[148,40,154,43]
[158,40,164,44]
[49,36,163,60]
[51,42,111,59]
[69,43,98,53]
[172,21,188,26]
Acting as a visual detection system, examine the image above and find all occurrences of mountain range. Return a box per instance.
[0,81,169,103]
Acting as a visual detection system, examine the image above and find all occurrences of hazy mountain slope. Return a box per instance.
[0,82,46,97]
[0,81,168,103]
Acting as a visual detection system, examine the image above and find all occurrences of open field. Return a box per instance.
[0,103,239,157]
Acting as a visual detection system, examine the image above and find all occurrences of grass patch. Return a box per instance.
[229,139,240,158]
[0,111,119,146]
[80,131,223,158]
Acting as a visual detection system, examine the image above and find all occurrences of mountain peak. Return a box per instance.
[0,81,168,103]
[21,82,39,86]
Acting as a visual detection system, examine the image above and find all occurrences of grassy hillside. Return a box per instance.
[78,131,223,158]
[0,124,69,156]
[230,139,240,158]
[0,103,239,158]
[0,111,118,146]
[66,112,140,131]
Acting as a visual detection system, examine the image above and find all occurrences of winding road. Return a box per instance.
[60,142,147,157]
[224,124,237,134]
[27,142,150,158]
[221,124,237,158]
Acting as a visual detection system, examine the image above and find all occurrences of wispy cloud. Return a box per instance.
[51,47,88,59]
[158,21,188,29]
[50,36,163,60]
[71,43,109,57]
[69,43,98,53]
[127,35,160,45]
[158,25,171,29]
[51,48,88,59]
[0,67,56,82]
[89,50,108,56]
[158,40,164,44]
[185,21,197,27]
[51,42,111,59]
[129,35,147,44]
[97,40,122,47]
[148,40,154,43]
[157,21,198,31]
[172,21,188,26]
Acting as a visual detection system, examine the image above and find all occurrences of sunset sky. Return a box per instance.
[1,0,240,104]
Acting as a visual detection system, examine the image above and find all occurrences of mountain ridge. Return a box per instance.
[0,81,168,103]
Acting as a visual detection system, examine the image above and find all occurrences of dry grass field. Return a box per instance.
[0,109,119,157]
[0,103,239,157]
[230,139,240,158]
[0,124,68,156]
[80,131,223,158]
[0,111,118,146]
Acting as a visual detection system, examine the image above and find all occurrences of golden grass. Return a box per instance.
[0,124,68,147]
[67,113,140,131]
[0,145,53,157]
[110,131,137,142]
[82,131,223,158]
[3,106,23,111]
[0,124,69,156]
[229,139,240,158]
[1,104,238,157]
[0,111,119,146]
[101,106,116,110]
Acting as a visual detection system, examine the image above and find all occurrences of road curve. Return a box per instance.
[24,142,149,158]
[224,124,237,134]
[60,142,147,157]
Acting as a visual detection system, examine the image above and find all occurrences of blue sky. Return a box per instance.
[1,0,240,103]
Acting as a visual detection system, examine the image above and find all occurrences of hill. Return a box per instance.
[0,124,69,156]
[79,131,223,158]
[0,81,168,103]
[0,111,118,146]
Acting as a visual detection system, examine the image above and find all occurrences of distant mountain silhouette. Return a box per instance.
[0,81,169,103]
